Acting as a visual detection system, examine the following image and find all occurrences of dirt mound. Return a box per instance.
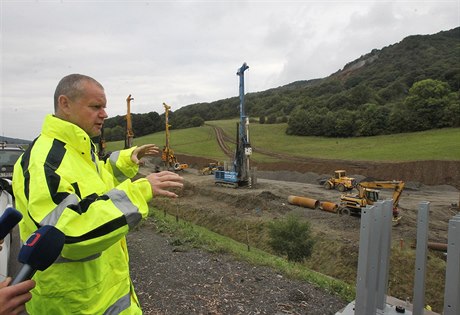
[176,154,460,189]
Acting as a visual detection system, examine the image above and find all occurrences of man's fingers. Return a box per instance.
[139,144,159,155]
[132,144,160,164]
[155,172,184,182]
[0,277,11,289]
[156,189,179,198]
[157,180,184,188]
[147,172,184,198]
[155,170,178,177]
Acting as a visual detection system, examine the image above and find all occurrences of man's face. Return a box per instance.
[66,81,108,137]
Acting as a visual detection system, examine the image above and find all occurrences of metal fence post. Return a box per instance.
[376,200,393,311]
[443,213,460,315]
[412,202,430,315]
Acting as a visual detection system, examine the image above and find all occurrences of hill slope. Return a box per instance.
[102,27,459,140]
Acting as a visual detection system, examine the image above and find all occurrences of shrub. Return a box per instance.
[268,215,315,262]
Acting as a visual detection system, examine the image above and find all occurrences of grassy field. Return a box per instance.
[106,120,460,162]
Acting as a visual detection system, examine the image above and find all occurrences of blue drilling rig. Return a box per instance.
[214,62,253,188]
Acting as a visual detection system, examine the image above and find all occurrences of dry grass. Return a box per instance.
[156,199,448,313]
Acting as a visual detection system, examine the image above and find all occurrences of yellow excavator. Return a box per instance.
[161,103,188,171]
[339,180,405,224]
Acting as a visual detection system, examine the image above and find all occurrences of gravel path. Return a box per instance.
[127,218,347,315]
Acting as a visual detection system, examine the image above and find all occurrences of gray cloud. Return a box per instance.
[1,0,458,140]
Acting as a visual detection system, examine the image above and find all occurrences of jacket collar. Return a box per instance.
[41,114,94,155]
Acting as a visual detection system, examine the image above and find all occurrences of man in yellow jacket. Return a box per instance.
[12,74,184,314]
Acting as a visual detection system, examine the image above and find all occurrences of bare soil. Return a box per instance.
[127,155,459,314]
[128,218,347,315]
[172,154,459,245]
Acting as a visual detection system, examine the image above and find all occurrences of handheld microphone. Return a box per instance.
[0,207,23,240]
[11,225,65,285]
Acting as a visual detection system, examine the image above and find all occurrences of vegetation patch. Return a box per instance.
[149,206,355,302]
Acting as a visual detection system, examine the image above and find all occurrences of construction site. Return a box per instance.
[134,154,458,314]
[125,64,460,314]
[93,62,460,314]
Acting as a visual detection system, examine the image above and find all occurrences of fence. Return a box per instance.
[336,200,459,315]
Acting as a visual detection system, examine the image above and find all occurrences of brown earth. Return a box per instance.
[153,155,459,245]
[127,155,459,314]
[177,154,460,189]
[128,218,347,315]
[174,154,460,243]
[10,154,458,314]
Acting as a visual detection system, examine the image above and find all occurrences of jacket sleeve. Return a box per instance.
[101,147,139,185]
[54,178,153,261]
[24,159,153,261]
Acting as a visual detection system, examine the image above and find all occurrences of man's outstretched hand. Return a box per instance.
[146,171,184,198]
[131,144,160,165]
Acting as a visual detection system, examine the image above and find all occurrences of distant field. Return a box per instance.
[105,120,460,162]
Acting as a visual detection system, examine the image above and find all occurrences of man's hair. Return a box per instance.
[54,74,104,112]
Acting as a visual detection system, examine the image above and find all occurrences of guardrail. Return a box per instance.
[336,200,459,315]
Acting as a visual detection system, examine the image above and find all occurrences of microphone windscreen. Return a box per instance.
[0,207,23,240]
[18,225,65,271]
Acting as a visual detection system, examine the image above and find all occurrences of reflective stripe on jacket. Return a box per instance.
[13,114,152,314]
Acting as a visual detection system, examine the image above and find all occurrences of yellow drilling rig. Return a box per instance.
[124,94,134,149]
[161,103,188,171]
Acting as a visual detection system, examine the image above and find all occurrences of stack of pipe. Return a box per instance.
[287,195,339,213]
[287,195,319,209]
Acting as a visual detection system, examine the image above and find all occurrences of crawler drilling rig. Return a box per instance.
[214,62,252,187]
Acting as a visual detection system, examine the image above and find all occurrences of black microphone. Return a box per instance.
[0,207,23,240]
[11,225,65,285]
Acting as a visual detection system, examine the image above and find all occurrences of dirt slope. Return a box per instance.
[177,154,460,189]
[128,218,347,315]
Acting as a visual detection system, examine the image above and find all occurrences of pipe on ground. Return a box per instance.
[410,241,448,252]
[320,201,339,213]
[287,195,319,209]
[427,242,448,252]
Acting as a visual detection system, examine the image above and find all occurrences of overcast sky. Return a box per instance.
[1,0,458,140]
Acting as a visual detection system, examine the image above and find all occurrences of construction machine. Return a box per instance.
[214,62,252,188]
[200,162,223,176]
[97,127,109,161]
[124,94,134,149]
[321,170,357,192]
[161,103,188,171]
[339,180,405,223]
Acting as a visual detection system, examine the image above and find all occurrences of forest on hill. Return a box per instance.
[102,27,460,141]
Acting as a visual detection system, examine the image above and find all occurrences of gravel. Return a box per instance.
[127,218,348,315]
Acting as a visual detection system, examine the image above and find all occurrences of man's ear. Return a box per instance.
[56,95,70,115]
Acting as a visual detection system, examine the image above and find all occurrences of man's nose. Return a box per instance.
[100,108,108,118]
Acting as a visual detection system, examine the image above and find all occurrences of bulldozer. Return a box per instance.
[322,170,357,192]
[339,180,405,224]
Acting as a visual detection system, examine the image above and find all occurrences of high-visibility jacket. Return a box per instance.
[13,114,153,314]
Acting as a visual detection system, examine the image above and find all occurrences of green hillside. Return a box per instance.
[103,27,459,141]
[105,120,460,162]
